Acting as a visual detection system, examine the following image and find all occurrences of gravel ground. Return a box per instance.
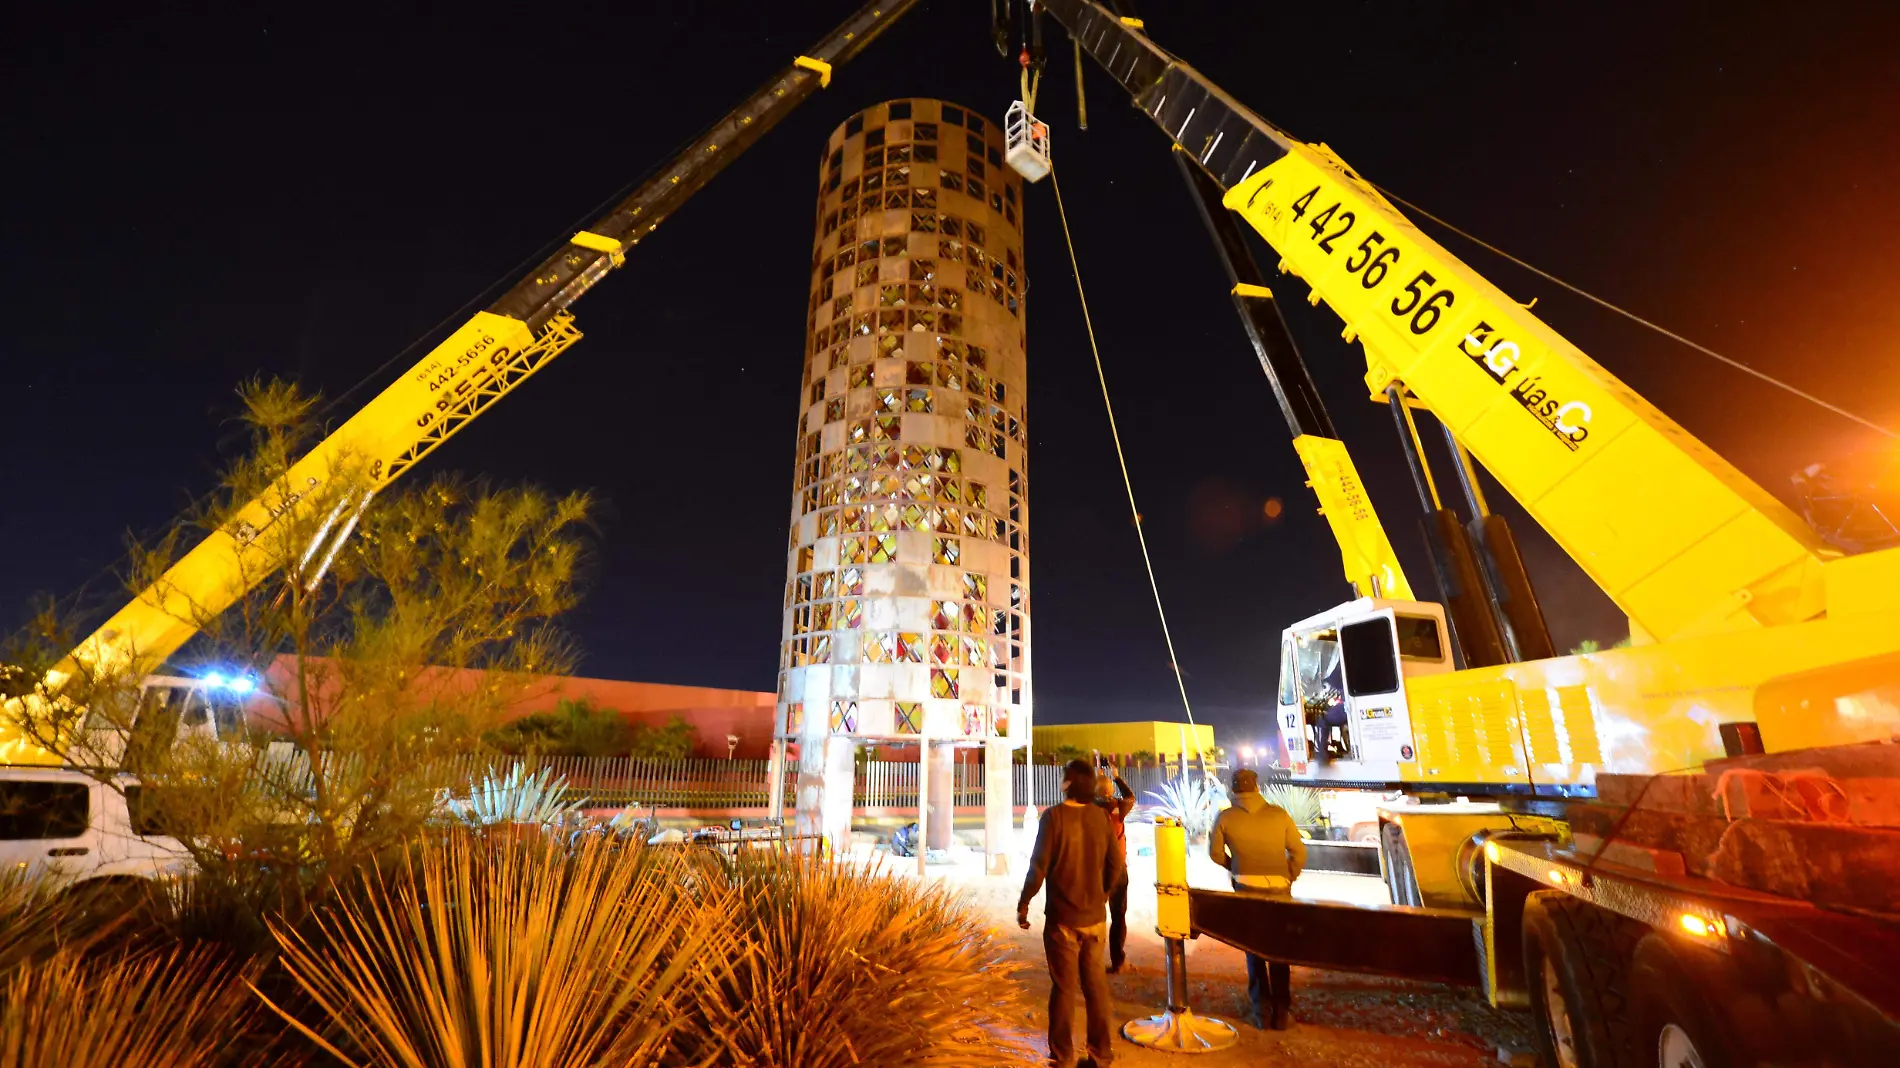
[860,821,1534,1067]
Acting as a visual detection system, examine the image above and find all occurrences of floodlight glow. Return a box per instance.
[203,672,227,688]
[227,676,256,695]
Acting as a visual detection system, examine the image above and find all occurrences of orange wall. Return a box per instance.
[255,655,776,759]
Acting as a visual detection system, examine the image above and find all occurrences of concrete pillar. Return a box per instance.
[984,739,1014,874]
[767,738,787,822]
[926,741,955,850]
[915,738,930,876]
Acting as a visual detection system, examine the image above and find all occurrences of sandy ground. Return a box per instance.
[853,820,1534,1067]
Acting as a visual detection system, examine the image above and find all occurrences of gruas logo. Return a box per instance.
[1460,322,1592,452]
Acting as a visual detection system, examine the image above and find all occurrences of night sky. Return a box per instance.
[7,3,1900,749]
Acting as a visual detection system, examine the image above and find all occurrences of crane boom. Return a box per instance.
[42,0,918,703]
[1040,0,1831,646]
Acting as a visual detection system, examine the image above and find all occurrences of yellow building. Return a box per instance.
[1031,721,1217,762]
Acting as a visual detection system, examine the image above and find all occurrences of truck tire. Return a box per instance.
[1626,933,1737,1068]
[1522,891,1643,1068]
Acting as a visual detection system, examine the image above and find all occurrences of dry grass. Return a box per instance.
[262,831,726,1068]
[675,850,1037,1068]
[0,948,258,1068]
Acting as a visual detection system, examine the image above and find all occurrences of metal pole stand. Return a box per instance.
[1122,817,1238,1053]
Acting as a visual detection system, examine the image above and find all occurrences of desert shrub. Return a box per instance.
[262,830,726,1068]
[672,850,1036,1067]
[1261,783,1322,826]
[441,764,583,828]
[1,947,262,1068]
[1143,775,1229,842]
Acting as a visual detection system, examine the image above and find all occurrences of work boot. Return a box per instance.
[1270,1004,1291,1031]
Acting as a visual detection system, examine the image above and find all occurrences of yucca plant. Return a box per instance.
[441,763,584,828]
[672,850,1036,1067]
[1,947,258,1068]
[1143,775,1229,841]
[262,830,726,1068]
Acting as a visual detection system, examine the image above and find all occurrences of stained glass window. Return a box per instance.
[797,546,814,572]
[910,212,936,233]
[839,599,863,628]
[840,566,864,595]
[910,258,936,282]
[820,509,839,536]
[864,631,894,662]
[786,702,803,733]
[873,415,901,440]
[963,572,987,600]
[829,701,858,733]
[839,537,866,565]
[878,310,905,333]
[850,364,874,389]
[811,635,832,663]
[964,425,986,451]
[942,172,963,193]
[876,386,900,410]
[862,170,884,192]
[962,635,988,668]
[968,482,988,510]
[906,389,932,413]
[931,668,959,699]
[887,144,911,163]
[868,534,896,563]
[855,263,878,287]
[887,165,909,187]
[884,190,909,210]
[961,706,986,737]
[964,603,991,633]
[936,363,963,391]
[897,632,925,662]
[895,701,922,734]
[812,603,833,631]
[882,236,907,258]
[932,599,958,630]
[930,633,956,665]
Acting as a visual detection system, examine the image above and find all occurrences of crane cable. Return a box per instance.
[1049,167,1210,772]
[1372,183,1900,443]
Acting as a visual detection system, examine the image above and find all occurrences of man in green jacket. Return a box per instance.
[1208,769,1307,1030]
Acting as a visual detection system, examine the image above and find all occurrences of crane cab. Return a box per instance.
[1276,598,1455,783]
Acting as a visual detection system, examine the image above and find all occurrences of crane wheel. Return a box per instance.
[1626,933,1738,1068]
[1522,890,1644,1068]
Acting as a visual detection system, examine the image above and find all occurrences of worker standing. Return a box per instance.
[1019,758,1126,1068]
[1095,764,1136,973]
[1208,769,1306,1030]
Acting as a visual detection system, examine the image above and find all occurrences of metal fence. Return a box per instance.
[442,755,1223,812]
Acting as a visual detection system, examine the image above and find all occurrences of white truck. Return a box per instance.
[0,766,191,894]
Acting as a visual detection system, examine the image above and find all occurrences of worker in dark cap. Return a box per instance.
[1209,768,1307,1029]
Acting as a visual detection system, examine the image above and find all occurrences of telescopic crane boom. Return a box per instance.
[2,0,918,765]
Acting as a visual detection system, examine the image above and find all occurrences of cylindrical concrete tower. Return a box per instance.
[774,99,1029,862]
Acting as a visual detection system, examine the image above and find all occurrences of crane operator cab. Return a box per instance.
[1276,599,1455,783]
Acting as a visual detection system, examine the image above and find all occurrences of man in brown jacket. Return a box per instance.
[1208,769,1307,1029]
[1019,759,1126,1068]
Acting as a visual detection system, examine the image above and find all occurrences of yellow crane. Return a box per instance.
[0,0,920,765]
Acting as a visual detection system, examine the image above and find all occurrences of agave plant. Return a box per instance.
[672,850,1037,1067]
[442,763,584,828]
[1143,774,1229,841]
[1,948,257,1068]
[1260,782,1323,827]
[262,831,726,1068]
